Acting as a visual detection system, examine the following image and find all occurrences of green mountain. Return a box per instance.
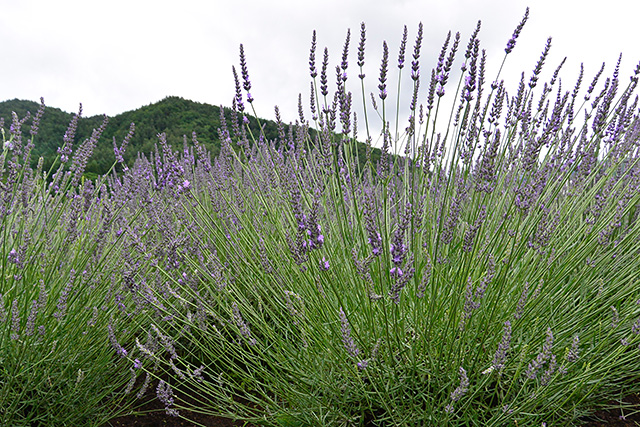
[1,96,377,179]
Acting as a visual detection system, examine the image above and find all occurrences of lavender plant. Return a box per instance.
[92,9,640,426]
[0,104,157,426]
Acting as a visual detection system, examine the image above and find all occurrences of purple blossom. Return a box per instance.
[239,44,253,102]
[340,28,350,75]
[10,299,20,340]
[338,307,359,358]
[309,30,318,78]
[450,366,469,402]
[513,281,529,320]
[493,321,512,369]
[505,7,530,54]
[108,322,128,358]
[30,97,45,138]
[53,270,75,321]
[378,41,389,100]
[410,23,423,81]
[58,104,82,163]
[124,368,137,395]
[136,373,151,400]
[357,23,366,78]
[397,25,408,69]
[157,380,179,417]
[320,47,329,97]
[525,327,554,380]
[529,38,552,89]
[24,300,38,336]
[114,122,135,164]
[232,302,256,346]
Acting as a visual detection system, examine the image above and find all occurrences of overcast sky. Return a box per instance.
[3,0,639,141]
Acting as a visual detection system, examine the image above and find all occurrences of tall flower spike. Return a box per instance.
[450,366,469,402]
[357,22,366,79]
[379,41,389,99]
[239,44,253,103]
[341,28,350,76]
[529,37,552,89]
[320,47,329,97]
[398,25,408,69]
[463,20,482,67]
[493,321,512,369]
[30,97,45,138]
[232,66,244,113]
[309,30,317,78]
[411,23,423,81]
[505,7,530,54]
[338,307,359,357]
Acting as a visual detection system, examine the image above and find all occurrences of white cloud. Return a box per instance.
[2,0,638,143]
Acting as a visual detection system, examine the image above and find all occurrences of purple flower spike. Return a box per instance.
[309,30,318,78]
[378,41,389,100]
[397,25,408,69]
[505,7,530,54]
[338,307,360,358]
[320,257,330,271]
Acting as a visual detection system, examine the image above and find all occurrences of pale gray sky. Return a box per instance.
[2,0,639,140]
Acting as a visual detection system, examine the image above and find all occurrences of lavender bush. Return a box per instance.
[130,9,640,426]
[3,7,640,426]
[0,104,156,426]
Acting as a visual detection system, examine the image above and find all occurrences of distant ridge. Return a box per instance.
[0,96,380,179]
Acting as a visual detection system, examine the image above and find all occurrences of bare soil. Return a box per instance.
[102,393,640,426]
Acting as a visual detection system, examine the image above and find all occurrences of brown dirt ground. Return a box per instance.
[101,393,640,426]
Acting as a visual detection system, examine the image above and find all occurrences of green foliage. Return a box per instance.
[0,97,380,178]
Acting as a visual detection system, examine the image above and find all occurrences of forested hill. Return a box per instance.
[0,96,381,179]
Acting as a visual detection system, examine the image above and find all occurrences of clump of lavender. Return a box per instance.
[0,105,159,426]
[123,9,640,426]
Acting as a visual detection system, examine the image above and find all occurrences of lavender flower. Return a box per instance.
[410,23,423,81]
[357,22,366,78]
[505,7,530,54]
[450,366,469,402]
[378,41,389,100]
[192,365,205,382]
[136,373,151,400]
[29,97,45,138]
[610,306,619,328]
[320,47,329,97]
[0,294,7,324]
[493,321,512,370]
[24,300,38,336]
[309,30,317,78]
[540,354,557,386]
[157,380,179,417]
[239,44,253,102]
[10,299,20,340]
[124,368,137,395]
[232,301,256,346]
[340,28,350,78]
[53,270,75,321]
[114,122,135,164]
[529,38,552,89]
[232,66,244,113]
[338,307,359,357]
[397,25,408,69]
[525,327,554,380]
[58,104,82,163]
[513,282,530,320]
[107,322,128,358]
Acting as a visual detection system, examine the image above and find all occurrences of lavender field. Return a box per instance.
[2,9,640,426]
